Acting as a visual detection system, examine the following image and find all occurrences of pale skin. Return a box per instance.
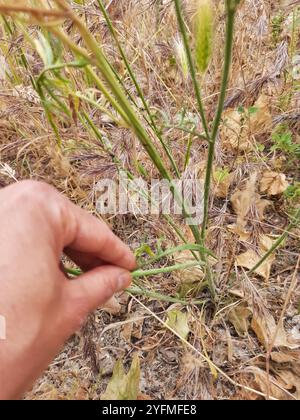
[0,181,136,399]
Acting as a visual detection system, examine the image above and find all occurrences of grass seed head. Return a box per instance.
[194,0,214,74]
[174,35,189,79]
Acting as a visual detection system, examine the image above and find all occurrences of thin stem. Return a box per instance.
[61,13,203,247]
[248,208,300,275]
[76,92,126,127]
[81,112,202,263]
[66,261,203,306]
[129,286,207,306]
[85,66,131,126]
[173,0,210,140]
[165,124,207,141]
[134,260,203,278]
[1,1,206,283]
[201,5,236,241]
[66,261,202,279]
[36,59,87,85]
[96,0,180,177]
[139,244,213,269]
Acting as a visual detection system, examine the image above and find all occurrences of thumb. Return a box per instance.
[63,265,132,328]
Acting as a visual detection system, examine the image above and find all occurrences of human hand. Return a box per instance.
[0,181,136,399]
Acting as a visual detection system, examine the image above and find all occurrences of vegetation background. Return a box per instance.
[0,0,299,400]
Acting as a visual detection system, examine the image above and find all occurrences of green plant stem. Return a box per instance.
[43,83,72,118]
[173,0,210,140]
[80,111,202,264]
[172,1,217,298]
[66,260,202,279]
[61,13,203,247]
[248,208,300,275]
[16,2,203,249]
[133,261,203,278]
[139,244,214,268]
[66,261,204,306]
[96,0,180,177]
[76,93,125,126]
[129,286,207,306]
[2,1,208,289]
[35,82,62,146]
[201,5,236,242]
[36,59,88,85]
[165,124,207,141]
[85,66,131,125]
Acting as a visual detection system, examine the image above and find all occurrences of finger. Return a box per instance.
[64,266,132,320]
[63,201,136,271]
[64,248,104,272]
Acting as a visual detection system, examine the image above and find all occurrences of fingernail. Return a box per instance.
[117,271,132,290]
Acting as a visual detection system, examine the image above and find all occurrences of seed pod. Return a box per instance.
[174,36,189,79]
[194,0,214,74]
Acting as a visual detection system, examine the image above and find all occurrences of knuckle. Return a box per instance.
[14,180,55,207]
[12,181,70,230]
[99,273,116,298]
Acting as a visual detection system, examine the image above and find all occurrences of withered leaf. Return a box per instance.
[101,296,121,315]
[167,309,190,340]
[229,173,271,240]
[228,303,252,337]
[260,171,289,196]
[221,94,272,151]
[251,312,289,349]
[236,235,275,280]
[101,354,140,400]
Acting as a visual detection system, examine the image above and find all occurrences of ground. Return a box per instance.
[0,0,299,400]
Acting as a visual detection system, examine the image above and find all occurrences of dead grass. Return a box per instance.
[0,0,299,400]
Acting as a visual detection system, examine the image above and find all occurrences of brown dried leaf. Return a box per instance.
[121,314,145,342]
[213,169,233,198]
[227,224,251,241]
[228,303,252,337]
[236,235,275,280]
[251,312,289,349]
[121,322,133,342]
[256,197,272,220]
[249,94,272,132]
[248,366,290,400]
[276,370,300,400]
[221,94,272,151]
[231,173,257,227]
[270,350,300,364]
[101,296,121,315]
[229,173,271,240]
[260,171,289,196]
[236,249,270,278]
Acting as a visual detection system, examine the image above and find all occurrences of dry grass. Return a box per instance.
[0,0,299,400]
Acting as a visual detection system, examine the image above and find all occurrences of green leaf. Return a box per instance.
[248,106,258,114]
[140,243,215,268]
[34,33,54,66]
[166,309,190,340]
[101,354,140,400]
[135,243,155,258]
